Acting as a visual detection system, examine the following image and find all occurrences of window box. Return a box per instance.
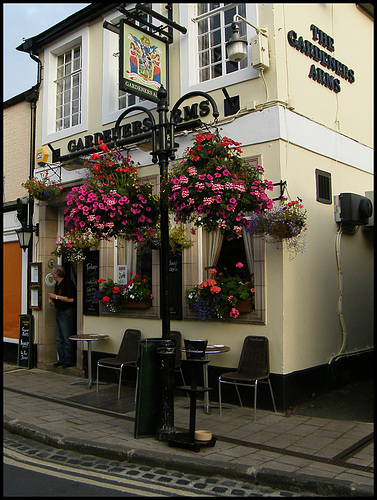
[235,298,253,313]
[120,299,152,310]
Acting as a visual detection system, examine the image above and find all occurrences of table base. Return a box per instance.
[168,432,216,452]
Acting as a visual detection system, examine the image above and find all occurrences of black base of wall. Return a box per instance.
[5,343,373,413]
[185,350,374,413]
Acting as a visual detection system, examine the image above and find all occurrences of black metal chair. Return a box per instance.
[170,330,186,386]
[96,329,141,399]
[218,335,277,422]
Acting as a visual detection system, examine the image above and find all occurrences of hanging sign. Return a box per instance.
[119,20,167,102]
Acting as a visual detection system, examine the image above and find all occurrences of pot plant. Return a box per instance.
[95,274,153,313]
[136,221,193,255]
[185,263,254,320]
[168,132,274,240]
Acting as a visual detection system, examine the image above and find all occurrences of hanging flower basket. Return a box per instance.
[52,229,101,263]
[22,174,63,205]
[186,263,254,320]
[64,143,159,243]
[168,132,274,240]
[247,197,308,259]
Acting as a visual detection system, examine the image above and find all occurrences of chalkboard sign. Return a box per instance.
[83,250,99,315]
[17,314,34,369]
[169,253,182,319]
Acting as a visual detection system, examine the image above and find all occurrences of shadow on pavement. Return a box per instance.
[286,377,374,423]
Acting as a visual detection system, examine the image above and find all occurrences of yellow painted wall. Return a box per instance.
[3,100,31,203]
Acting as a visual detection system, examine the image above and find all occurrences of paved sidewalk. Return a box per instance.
[3,364,373,497]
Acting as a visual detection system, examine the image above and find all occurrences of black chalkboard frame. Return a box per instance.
[17,314,34,369]
[169,253,182,320]
[83,250,100,316]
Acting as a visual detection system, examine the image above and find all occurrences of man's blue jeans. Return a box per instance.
[56,309,75,364]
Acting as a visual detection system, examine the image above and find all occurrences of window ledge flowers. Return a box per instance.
[64,142,159,243]
[95,274,153,313]
[22,174,63,205]
[52,229,101,263]
[185,263,254,320]
[168,132,274,240]
[247,196,308,259]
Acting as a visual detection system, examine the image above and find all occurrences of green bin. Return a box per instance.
[134,338,162,438]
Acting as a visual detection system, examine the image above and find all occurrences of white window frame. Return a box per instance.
[102,7,157,126]
[179,3,260,95]
[41,27,88,145]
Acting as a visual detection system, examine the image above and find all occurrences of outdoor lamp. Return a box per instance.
[226,22,248,63]
[226,15,268,67]
[16,226,33,251]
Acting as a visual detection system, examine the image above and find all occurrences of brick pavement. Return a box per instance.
[3,364,373,496]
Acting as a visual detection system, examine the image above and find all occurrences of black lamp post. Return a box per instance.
[114,86,219,441]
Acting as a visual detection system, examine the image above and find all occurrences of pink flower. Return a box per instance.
[236,262,244,269]
[229,308,239,318]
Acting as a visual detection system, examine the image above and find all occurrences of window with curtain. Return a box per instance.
[198,155,266,323]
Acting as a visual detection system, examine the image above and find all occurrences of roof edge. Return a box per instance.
[16,3,121,53]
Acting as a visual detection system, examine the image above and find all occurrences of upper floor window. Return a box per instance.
[179,3,258,94]
[55,45,82,131]
[41,27,88,144]
[196,3,248,83]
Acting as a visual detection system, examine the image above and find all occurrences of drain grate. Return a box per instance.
[214,435,374,473]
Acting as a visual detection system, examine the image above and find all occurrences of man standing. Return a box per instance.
[48,265,76,368]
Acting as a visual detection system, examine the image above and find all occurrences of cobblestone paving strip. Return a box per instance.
[4,430,316,497]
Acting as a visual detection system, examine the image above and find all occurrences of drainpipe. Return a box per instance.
[328,226,373,386]
[24,52,41,346]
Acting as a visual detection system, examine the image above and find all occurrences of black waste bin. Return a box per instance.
[134,338,162,438]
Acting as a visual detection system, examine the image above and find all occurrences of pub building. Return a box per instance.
[3,3,373,412]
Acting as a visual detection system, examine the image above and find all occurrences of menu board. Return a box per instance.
[169,254,182,319]
[17,314,34,369]
[83,250,99,315]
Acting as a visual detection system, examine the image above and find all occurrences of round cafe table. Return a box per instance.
[182,344,230,414]
[69,334,109,389]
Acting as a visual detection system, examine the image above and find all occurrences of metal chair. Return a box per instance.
[170,330,186,386]
[218,335,277,422]
[96,329,141,399]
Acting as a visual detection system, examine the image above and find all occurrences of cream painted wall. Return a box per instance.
[29,3,373,376]
[3,100,31,203]
[281,144,373,374]
[269,3,373,147]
